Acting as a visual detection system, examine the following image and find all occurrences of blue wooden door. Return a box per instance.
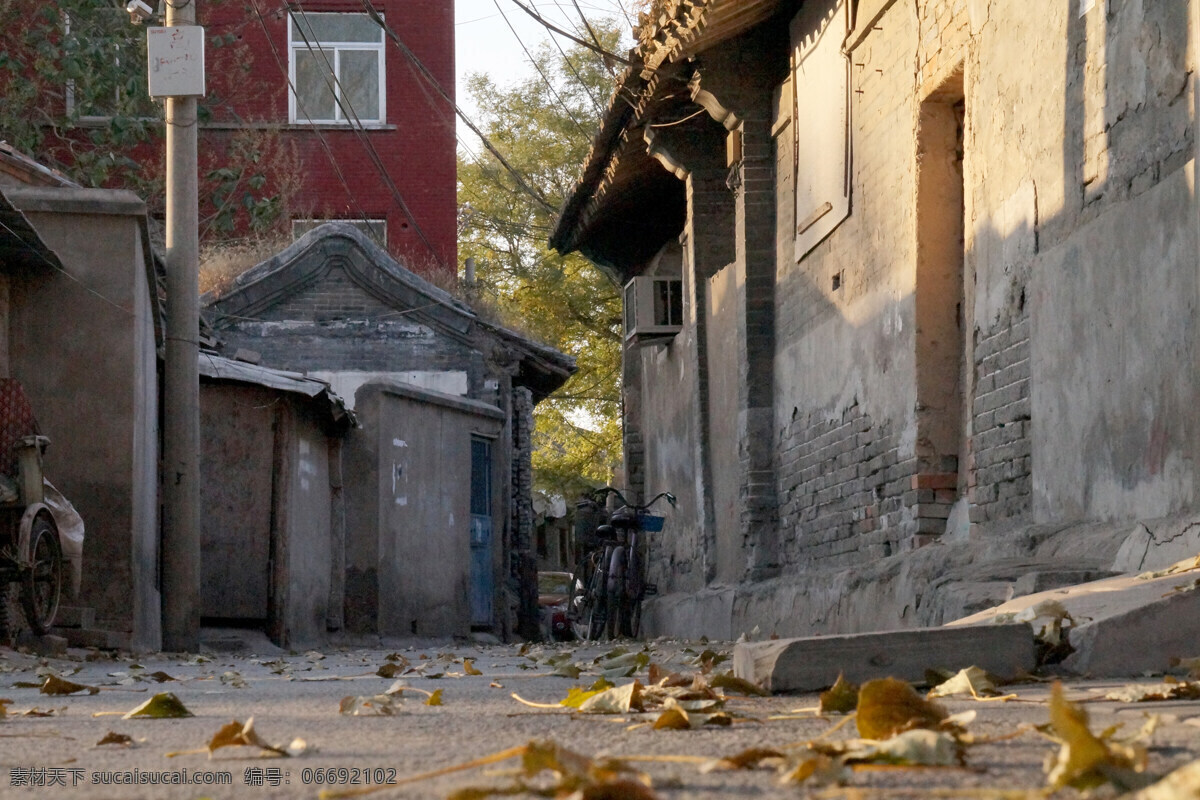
[469,437,493,626]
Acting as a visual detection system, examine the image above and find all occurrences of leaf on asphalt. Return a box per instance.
[597,651,650,673]
[1044,681,1150,791]
[339,694,402,716]
[1105,681,1200,703]
[183,655,211,665]
[208,717,292,757]
[836,729,964,766]
[96,731,133,746]
[927,666,1004,699]
[1168,655,1200,679]
[1124,759,1200,799]
[425,689,443,706]
[776,753,846,786]
[219,671,248,689]
[561,686,604,709]
[573,779,659,799]
[377,663,404,679]
[1014,600,1077,662]
[690,649,729,673]
[578,682,644,715]
[123,692,194,719]
[146,671,176,683]
[709,671,769,697]
[23,707,66,717]
[819,673,859,714]
[40,675,99,696]
[699,747,784,773]
[856,677,948,740]
[651,699,732,730]
[552,662,583,679]
[305,651,326,662]
[464,659,482,676]
[0,698,10,718]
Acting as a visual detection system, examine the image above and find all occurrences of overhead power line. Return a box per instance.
[493,0,594,141]
[358,0,559,214]
[570,0,617,77]
[290,2,448,269]
[508,0,632,66]
[246,0,377,237]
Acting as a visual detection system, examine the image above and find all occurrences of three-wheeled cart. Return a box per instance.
[0,380,83,635]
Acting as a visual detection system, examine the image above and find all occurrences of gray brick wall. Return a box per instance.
[969,313,1032,522]
[776,402,916,568]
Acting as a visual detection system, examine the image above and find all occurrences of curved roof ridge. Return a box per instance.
[208,221,473,317]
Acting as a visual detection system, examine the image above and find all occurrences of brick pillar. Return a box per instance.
[683,23,786,580]
[648,116,735,584]
[510,386,539,640]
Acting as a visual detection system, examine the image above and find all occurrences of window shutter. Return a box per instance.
[792,0,852,259]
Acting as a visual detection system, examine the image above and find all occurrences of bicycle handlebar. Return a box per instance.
[583,487,676,513]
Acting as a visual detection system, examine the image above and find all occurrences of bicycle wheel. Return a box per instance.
[568,563,591,641]
[586,584,607,641]
[21,514,62,635]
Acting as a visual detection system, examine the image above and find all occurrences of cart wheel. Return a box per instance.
[21,514,62,635]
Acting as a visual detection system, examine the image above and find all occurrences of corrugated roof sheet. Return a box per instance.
[198,352,355,432]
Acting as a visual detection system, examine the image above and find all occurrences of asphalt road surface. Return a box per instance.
[0,635,1197,799]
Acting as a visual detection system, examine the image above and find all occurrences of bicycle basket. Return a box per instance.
[638,513,665,532]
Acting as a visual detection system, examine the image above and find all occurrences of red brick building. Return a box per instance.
[199,0,456,273]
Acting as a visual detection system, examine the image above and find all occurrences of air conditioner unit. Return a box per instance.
[623,276,683,345]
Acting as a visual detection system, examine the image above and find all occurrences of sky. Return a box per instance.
[453,0,637,144]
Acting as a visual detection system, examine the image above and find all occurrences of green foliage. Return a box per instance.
[0,0,160,190]
[0,0,290,240]
[458,24,625,496]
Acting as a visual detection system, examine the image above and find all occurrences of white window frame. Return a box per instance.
[791,0,852,260]
[287,11,386,125]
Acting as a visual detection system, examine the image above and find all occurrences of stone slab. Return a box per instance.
[733,623,1036,693]
[14,632,68,656]
[53,605,95,629]
[949,558,1200,677]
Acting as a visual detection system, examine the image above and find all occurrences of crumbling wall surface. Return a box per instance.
[964,0,1196,524]
[639,331,706,596]
[773,0,921,568]
[1032,167,1196,522]
[216,264,489,394]
[284,415,333,648]
[6,194,159,646]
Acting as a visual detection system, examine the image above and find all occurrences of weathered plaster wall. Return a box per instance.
[773,0,922,567]
[283,417,333,647]
[346,382,503,638]
[637,255,707,596]
[5,190,159,647]
[199,384,275,620]
[640,0,1200,637]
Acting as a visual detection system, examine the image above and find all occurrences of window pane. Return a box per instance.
[291,13,381,44]
[294,49,337,120]
[339,49,380,121]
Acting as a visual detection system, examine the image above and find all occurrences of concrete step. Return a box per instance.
[950,555,1200,677]
[733,623,1036,693]
[53,605,95,629]
[59,628,130,650]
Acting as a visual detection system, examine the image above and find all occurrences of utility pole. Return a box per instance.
[157,0,201,652]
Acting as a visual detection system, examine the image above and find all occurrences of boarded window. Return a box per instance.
[791,0,851,259]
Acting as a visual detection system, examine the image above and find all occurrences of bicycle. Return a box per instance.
[568,488,674,641]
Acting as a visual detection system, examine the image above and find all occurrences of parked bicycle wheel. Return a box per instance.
[585,582,607,641]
